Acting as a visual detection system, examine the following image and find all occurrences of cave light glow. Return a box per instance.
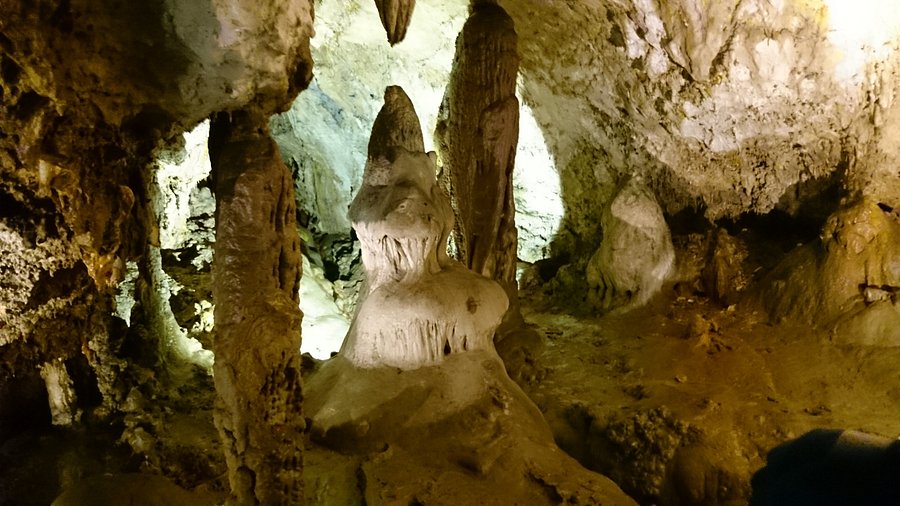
[825,0,900,82]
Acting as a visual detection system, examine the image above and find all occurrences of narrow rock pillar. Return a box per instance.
[209,111,304,505]
[435,1,523,333]
[39,360,80,426]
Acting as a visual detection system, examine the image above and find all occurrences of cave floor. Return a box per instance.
[510,288,900,504]
[2,289,898,505]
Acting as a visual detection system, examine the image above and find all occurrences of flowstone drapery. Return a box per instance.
[340,86,508,370]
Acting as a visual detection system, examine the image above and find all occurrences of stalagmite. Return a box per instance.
[586,178,675,311]
[208,111,305,504]
[340,86,508,369]
[39,360,80,426]
[435,1,523,333]
[374,0,416,45]
[306,86,637,506]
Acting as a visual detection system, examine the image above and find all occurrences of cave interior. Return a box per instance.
[0,0,898,505]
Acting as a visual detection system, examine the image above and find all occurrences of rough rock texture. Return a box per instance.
[496,0,900,256]
[701,228,753,306]
[436,1,523,332]
[310,84,635,505]
[516,289,900,506]
[0,0,313,130]
[270,0,565,266]
[341,86,508,369]
[0,47,152,418]
[307,352,638,505]
[3,0,316,500]
[39,360,79,426]
[374,0,417,46]
[148,125,217,371]
[586,178,675,311]
[52,473,206,506]
[4,0,900,503]
[1,0,316,405]
[270,0,466,238]
[208,112,306,504]
[752,199,900,345]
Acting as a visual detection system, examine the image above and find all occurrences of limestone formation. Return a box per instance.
[39,361,80,426]
[341,86,508,369]
[491,0,900,263]
[374,0,416,45]
[4,1,900,504]
[306,86,636,505]
[753,199,900,346]
[586,178,675,311]
[436,1,522,332]
[701,228,752,306]
[208,112,306,504]
[0,0,313,130]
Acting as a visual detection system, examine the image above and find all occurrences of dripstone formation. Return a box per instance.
[306,85,637,505]
[436,1,523,333]
[209,111,306,504]
[341,86,508,369]
[374,0,417,45]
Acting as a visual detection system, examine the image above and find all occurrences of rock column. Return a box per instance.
[209,111,305,505]
[436,1,523,333]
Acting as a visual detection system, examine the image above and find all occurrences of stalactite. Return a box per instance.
[373,0,416,45]
[435,2,523,334]
[208,111,305,505]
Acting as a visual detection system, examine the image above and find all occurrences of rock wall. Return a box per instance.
[498,0,900,255]
[1,0,312,129]
[1,0,316,500]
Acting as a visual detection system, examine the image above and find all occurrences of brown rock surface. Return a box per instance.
[436,2,523,332]
[208,111,306,504]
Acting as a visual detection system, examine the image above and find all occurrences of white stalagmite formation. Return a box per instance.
[39,361,80,426]
[586,178,675,311]
[340,86,508,369]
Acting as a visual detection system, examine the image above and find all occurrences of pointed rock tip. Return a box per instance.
[368,85,425,160]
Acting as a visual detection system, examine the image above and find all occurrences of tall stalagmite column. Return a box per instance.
[209,111,305,505]
[436,1,522,333]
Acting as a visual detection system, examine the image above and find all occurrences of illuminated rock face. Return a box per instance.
[754,199,900,346]
[1,0,313,129]
[586,178,675,311]
[340,86,508,369]
[496,0,900,252]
